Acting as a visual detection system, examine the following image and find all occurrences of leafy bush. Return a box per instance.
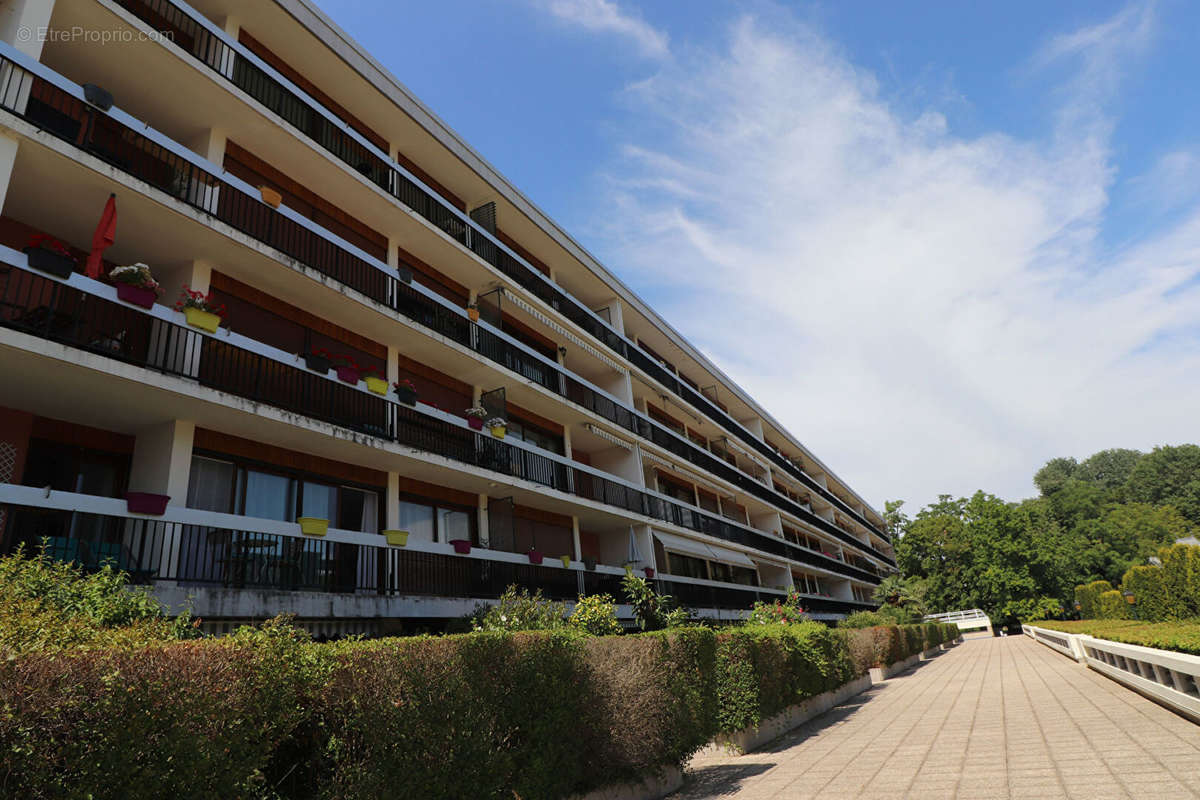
[746,589,808,625]
[570,593,622,636]
[1035,619,1200,655]
[470,585,565,632]
[837,610,891,629]
[714,621,855,734]
[0,546,199,654]
[1157,544,1200,620]
[622,574,687,631]
[1121,564,1170,622]
[1074,579,1114,619]
[1096,589,1130,619]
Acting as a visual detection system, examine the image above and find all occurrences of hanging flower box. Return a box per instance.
[23,235,76,278]
[394,379,418,406]
[175,285,225,333]
[304,350,331,374]
[125,492,169,515]
[298,517,329,537]
[183,307,221,333]
[468,416,484,430]
[384,529,409,547]
[465,406,487,430]
[331,355,360,385]
[110,263,162,309]
[466,304,480,322]
[488,418,507,438]
[559,555,572,568]
[361,365,387,395]
[397,265,413,284]
[583,556,597,571]
[527,549,544,565]
[450,539,471,554]
[82,83,114,111]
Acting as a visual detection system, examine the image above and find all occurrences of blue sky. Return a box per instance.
[318,1,1200,511]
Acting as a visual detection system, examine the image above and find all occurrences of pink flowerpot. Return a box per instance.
[450,539,471,554]
[468,417,484,431]
[643,567,655,579]
[126,492,170,515]
[116,283,157,309]
[527,550,543,565]
[335,366,360,385]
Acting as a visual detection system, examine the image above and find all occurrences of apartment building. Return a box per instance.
[0,0,895,635]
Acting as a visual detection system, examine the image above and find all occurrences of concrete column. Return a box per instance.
[738,417,765,441]
[386,472,400,529]
[184,128,226,165]
[129,420,194,501]
[0,0,55,59]
[571,516,581,560]
[561,425,572,459]
[386,345,399,384]
[0,134,18,215]
[477,493,489,548]
[155,258,212,312]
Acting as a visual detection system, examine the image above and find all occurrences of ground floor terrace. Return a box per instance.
[671,635,1200,799]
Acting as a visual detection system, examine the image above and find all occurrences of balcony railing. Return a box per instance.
[0,494,625,602]
[0,43,891,566]
[0,255,880,587]
[100,0,889,544]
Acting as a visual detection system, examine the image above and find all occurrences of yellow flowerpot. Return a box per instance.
[490,425,506,438]
[260,186,282,209]
[298,517,328,536]
[559,555,572,568]
[183,306,221,333]
[467,307,480,322]
[365,376,388,395]
[384,529,409,547]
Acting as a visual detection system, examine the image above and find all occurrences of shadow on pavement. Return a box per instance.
[672,762,776,798]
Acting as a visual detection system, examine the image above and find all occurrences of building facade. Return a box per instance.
[0,0,894,635]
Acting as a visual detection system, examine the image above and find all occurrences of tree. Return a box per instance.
[1034,457,1078,497]
[1124,444,1200,524]
[872,574,927,616]
[1074,448,1142,494]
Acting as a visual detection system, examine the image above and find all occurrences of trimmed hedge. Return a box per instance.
[0,622,955,798]
[1035,619,1200,656]
[1096,590,1131,620]
[1074,580,1115,619]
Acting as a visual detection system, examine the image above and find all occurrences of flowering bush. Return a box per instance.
[393,378,416,392]
[172,285,225,316]
[464,406,488,419]
[569,593,622,636]
[747,589,808,625]
[108,263,162,295]
[361,364,384,379]
[485,417,507,428]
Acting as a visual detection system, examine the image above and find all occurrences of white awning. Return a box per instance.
[503,290,626,372]
[654,531,757,568]
[654,530,714,561]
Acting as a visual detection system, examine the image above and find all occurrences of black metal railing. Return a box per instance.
[0,502,625,601]
[0,46,890,565]
[104,0,890,544]
[0,260,880,585]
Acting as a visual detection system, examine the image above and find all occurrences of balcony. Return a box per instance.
[58,0,890,546]
[0,42,891,566]
[0,251,887,589]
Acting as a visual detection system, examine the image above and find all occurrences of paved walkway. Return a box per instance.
[670,635,1200,799]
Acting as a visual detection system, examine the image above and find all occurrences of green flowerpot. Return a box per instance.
[384,529,409,546]
[298,517,329,536]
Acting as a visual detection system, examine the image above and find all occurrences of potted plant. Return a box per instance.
[362,364,388,395]
[465,406,487,430]
[109,263,162,308]
[527,549,544,565]
[559,555,572,568]
[331,354,360,385]
[393,378,418,406]
[23,234,76,278]
[260,185,282,209]
[174,285,225,333]
[450,538,471,554]
[384,529,409,546]
[125,491,169,515]
[487,417,507,438]
[298,517,329,536]
[466,302,480,322]
[583,556,597,571]
[304,348,332,374]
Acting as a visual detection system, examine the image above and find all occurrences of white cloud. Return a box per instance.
[541,0,668,59]
[589,4,1200,511]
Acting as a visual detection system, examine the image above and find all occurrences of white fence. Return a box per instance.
[1024,625,1200,723]
[926,608,992,634]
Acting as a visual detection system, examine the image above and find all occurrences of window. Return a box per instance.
[656,474,696,505]
[397,494,477,545]
[186,455,381,533]
[506,417,563,454]
[667,552,708,580]
[710,562,758,586]
[22,440,130,498]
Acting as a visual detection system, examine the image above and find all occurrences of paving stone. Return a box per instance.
[668,636,1200,799]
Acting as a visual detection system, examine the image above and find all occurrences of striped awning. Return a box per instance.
[503,290,626,372]
[654,531,756,568]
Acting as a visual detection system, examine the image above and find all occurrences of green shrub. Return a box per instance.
[570,593,622,636]
[1035,619,1200,655]
[1096,589,1131,619]
[1074,580,1114,619]
[1122,564,1170,622]
[622,575,687,631]
[1157,544,1200,620]
[837,610,890,629]
[714,621,854,734]
[470,585,565,632]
